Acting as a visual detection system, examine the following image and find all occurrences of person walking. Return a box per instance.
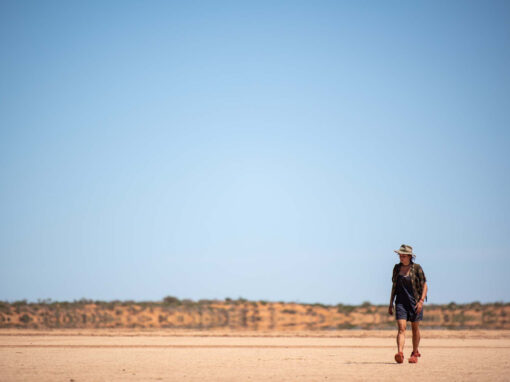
[388,244,428,364]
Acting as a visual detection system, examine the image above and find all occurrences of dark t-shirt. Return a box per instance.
[395,274,416,306]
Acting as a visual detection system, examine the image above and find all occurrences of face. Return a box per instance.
[399,253,412,264]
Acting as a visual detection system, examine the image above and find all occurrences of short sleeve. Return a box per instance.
[417,264,427,283]
[391,264,399,282]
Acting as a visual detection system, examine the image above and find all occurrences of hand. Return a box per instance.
[388,304,394,316]
[415,301,423,314]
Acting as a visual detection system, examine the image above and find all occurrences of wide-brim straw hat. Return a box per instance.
[394,244,416,258]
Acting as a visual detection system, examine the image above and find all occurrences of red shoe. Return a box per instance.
[409,350,420,363]
[394,352,404,363]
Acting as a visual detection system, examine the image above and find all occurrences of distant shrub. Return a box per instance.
[163,296,181,305]
[258,300,268,305]
[452,313,469,323]
[158,315,167,323]
[311,303,329,309]
[336,304,356,314]
[0,301,10,314]
[75,298,93,305]
[181,299,196,307]
[138,301,157,308]
[361,301,372,307]
[13,300,27,314]
[20,314,31,323]
[282,309,297,314]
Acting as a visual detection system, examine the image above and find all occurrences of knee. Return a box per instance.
[398,327,406,335]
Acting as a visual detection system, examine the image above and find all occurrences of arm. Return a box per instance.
[415,282,428,314]
[390,282,396,304]
[388,266,397,315]
[388,285,395,315]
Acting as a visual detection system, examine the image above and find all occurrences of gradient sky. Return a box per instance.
[1,1,509,305]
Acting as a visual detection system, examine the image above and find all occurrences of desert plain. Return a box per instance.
[1,329,509,381]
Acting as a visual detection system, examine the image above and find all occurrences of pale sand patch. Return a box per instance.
[1,330,509,381]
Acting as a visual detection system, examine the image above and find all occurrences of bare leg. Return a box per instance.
[397,320,407,353]
[411,321,420,353]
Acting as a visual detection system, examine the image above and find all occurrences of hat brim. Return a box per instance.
[394,250,415,256]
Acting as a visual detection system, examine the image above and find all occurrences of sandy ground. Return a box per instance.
[1,330,509,381]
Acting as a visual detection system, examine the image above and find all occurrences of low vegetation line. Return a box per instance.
[1,298,508,330]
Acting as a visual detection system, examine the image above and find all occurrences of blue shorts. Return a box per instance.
[396,303,423,322]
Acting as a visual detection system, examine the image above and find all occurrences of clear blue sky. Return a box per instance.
[1,0,509,305]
